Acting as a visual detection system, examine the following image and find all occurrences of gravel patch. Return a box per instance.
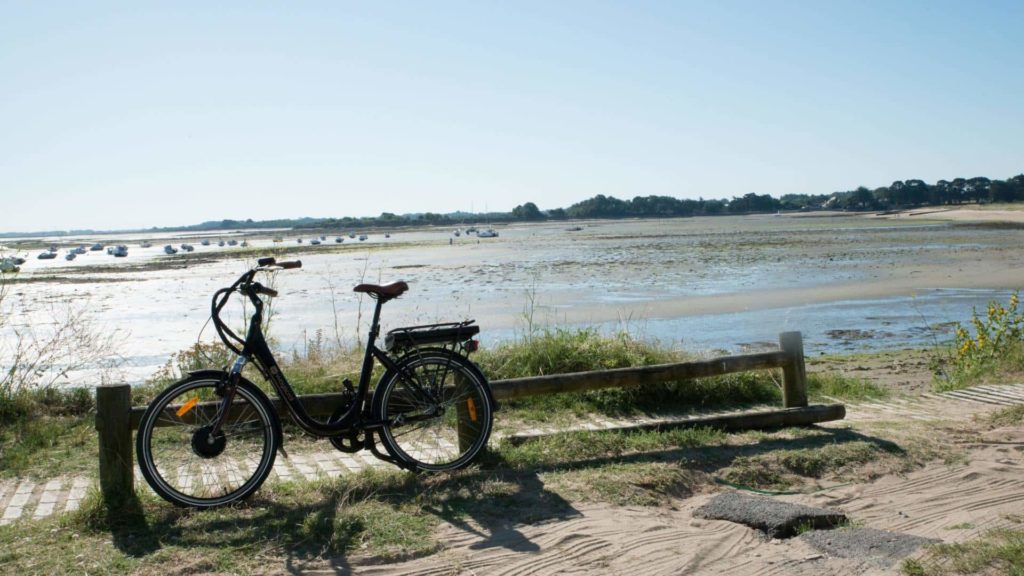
[800,527,940,567]
[694,492,847,538]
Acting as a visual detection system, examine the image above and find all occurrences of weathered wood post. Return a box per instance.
[779,331,808,408]
[96,384,134,502]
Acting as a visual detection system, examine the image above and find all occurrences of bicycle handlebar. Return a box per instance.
[210,257,301,355]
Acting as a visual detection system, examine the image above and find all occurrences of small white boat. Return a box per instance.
[164,245,178,255]
[358,235,368,241]
[240,240,248,247]
[38,251,57,260]
[0,258,20,273]
[227,239,238,246]
[297,238,303,244]
[72,246,88,254]
[310,239,321,245]
[201,239,211,246]
[349,233,356,239]
[335,237,344,243]
[385,233,390,238]
[112,245,128,257]
[140,241,152,248]
[65,252,76,261]
[90,243,103,251]
[218,240,225,247]
[180,244,194,252]
[477,228,499,238]
[320,235,326,241]
[454,230,461,237]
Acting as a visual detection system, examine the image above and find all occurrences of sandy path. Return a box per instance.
[313,393,1024,576]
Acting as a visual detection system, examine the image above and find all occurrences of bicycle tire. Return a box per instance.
[374,351,494,471]
[136,374,280,508]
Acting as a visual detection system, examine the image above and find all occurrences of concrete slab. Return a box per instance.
[800,527,940,567]
[694,491,847,539]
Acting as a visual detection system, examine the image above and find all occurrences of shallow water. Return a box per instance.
[2,216,1023,385]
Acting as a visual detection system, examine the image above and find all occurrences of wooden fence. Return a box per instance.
[95,331,844,501]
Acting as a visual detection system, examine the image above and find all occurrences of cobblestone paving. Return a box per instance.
[3,383,1023,525]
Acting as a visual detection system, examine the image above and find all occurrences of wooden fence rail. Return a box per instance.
[96,330,838,501]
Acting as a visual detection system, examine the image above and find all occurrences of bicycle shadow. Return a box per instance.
[102,425,904,574]
[418,467,581,554]
[105,483,356,574]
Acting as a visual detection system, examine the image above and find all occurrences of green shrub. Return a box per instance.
[939,292,1024,390]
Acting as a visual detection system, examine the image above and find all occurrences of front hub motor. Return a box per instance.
[191,426,227,458]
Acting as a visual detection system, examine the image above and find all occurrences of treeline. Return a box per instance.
[557,174,1024,219]
[5,173,1023,238]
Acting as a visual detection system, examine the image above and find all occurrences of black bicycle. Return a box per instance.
[136,257,495,508]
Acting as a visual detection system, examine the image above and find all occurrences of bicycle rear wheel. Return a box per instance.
[136,375,280,508]
[374,351,493,471]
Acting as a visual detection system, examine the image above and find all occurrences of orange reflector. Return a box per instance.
[466,398,478,422]
[176,397,200,417]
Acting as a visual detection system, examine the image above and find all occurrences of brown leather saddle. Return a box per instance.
[353,281,409,300]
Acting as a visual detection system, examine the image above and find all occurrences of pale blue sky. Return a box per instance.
[2,1,1022,232]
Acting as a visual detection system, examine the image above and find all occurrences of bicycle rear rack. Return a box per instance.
[384,320,480,354]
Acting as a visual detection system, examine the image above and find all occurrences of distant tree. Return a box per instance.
[844,187,878,210]
[546,207,568,220]
[932,180,951,205]
[727,192,779,213]
[701,199,726,214]
[566,195,630,218]
[512,202,543,220]
[966,177,991,203]
[989,180,1016,203]
[903,179,929,206]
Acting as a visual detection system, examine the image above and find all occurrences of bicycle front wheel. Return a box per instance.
[375,351,494,471]
[136,375,280,508]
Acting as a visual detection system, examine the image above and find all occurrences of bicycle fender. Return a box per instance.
[186,369,230,382]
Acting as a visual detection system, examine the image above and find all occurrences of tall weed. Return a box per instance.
[937,292,1024,390]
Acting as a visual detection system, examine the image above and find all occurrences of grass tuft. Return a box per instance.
[807,372,889,401]
[902,528,1024,575]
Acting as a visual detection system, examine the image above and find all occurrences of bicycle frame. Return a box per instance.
[208,265,438,439]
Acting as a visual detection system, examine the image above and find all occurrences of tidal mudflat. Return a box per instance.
[2,212,1023,385]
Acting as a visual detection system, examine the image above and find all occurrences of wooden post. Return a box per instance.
[779,331,808,408]
[96,384,134,502]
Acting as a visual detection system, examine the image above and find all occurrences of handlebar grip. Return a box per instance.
[259,287,279,297]
[278,260,302,269]
[257,257,276,267]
